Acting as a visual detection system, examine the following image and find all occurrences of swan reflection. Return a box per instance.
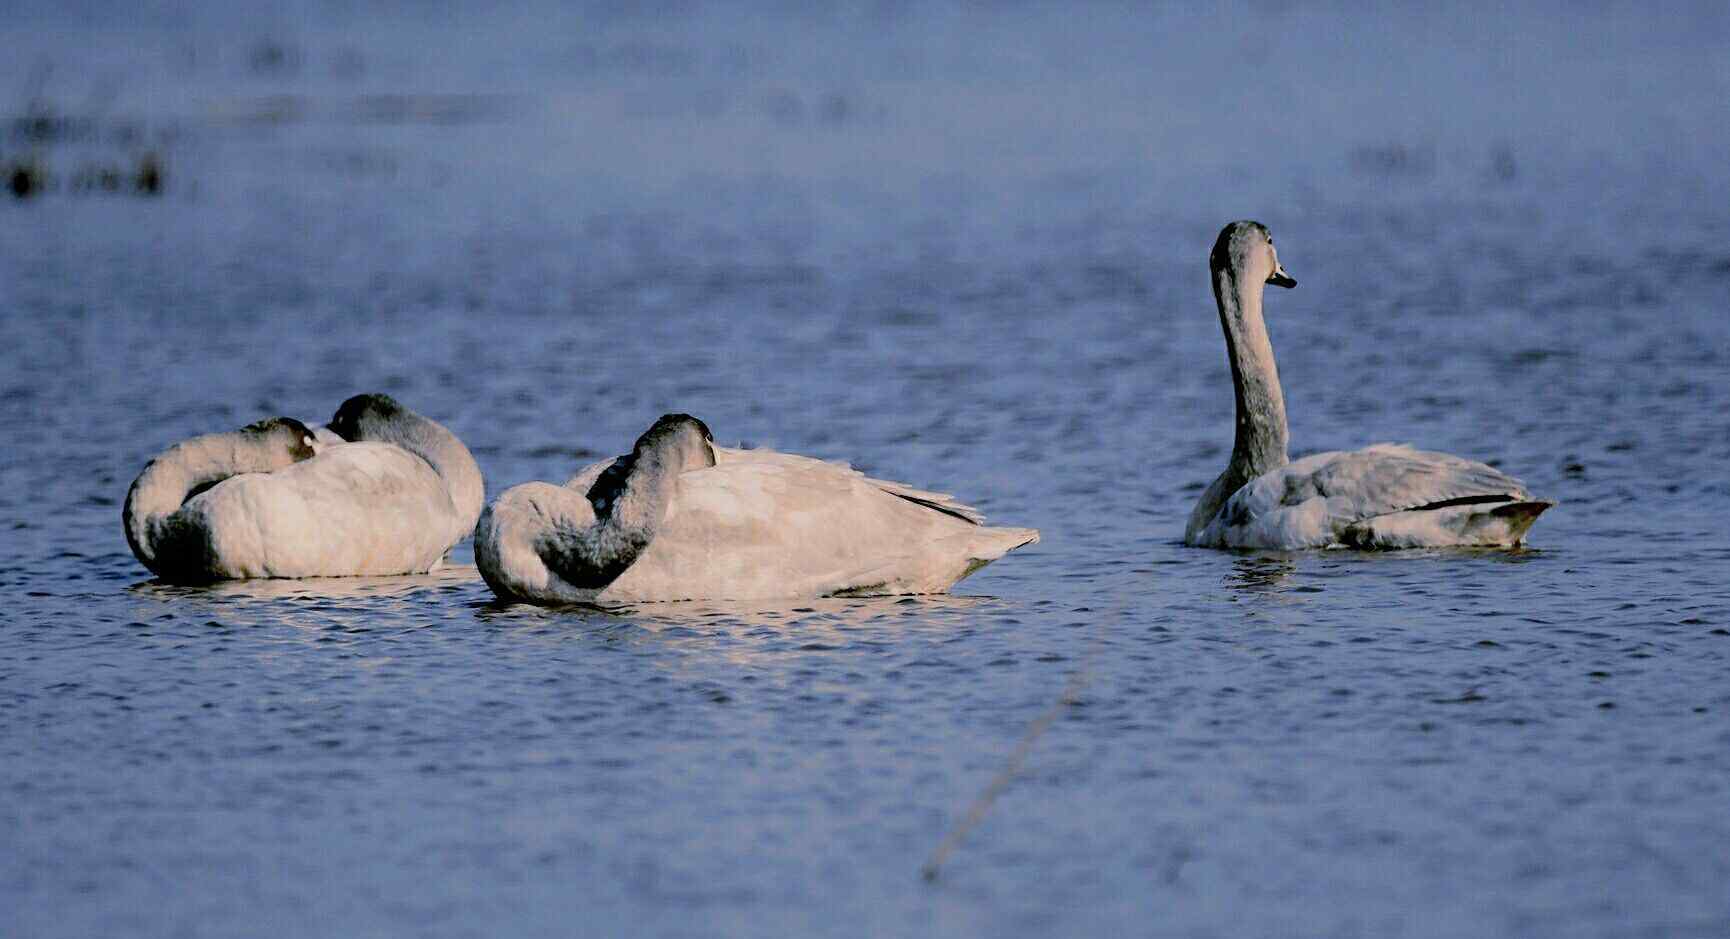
[130,563,482,601]
[1225,555,1298,595]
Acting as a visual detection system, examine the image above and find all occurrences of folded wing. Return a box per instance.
[1208,443,1539,548]
[184,442,463,577]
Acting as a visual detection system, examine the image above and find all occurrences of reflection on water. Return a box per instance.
[588,592,1003,625]
[1224,555,1299,595]
[129,563,483,601]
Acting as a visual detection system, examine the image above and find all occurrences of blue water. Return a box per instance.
[3,3,1729,936]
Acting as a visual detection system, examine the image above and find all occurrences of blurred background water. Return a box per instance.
[2,2,1728,936]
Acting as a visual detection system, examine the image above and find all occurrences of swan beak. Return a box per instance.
[1267,265,1296,288]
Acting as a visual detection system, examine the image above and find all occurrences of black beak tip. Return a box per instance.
[1269,272,1297,288]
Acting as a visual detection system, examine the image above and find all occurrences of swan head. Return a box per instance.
[1211,220,1296,289]
[239,416,319,462]
[633,413,717,472]
[329,392,407,443]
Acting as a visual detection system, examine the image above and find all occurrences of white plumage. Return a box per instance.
[476,415,1037,605]
[1186,221,1552,549]
[1191,443,1550,549]
[123,395,483,582]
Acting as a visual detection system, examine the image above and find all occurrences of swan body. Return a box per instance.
[476,415,1038,604]
[1190,443,1551,549]
[1185,221,1552,550]
[124,394,484,582]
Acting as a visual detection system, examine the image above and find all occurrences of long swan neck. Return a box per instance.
[606,452,679,535]
[1214,267,1289,480]
[123,432,294,569]
[484,416,710,598]
[596,418,712,540]
[386,417,486,530]
[473,482,601,601]
[477,457,667,600]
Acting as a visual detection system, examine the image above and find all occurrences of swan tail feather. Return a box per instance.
[937,524,1040,590]
[1339,499,1554,548]
[826,525,1039,597]
[1489,499,1554,545]
[977,525,1041,557]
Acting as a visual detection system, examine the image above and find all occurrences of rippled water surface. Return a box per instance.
[4,3,1729,936]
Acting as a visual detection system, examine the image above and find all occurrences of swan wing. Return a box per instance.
[598,454,1033,602]
[1211,444,1537,548]
[564,446,988,524]
[706,445,988,523]
[183,442,463,577]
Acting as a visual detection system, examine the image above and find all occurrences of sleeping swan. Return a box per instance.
[123,393,484,581]
[1186,221,1553,549]
[475,414,1038,604]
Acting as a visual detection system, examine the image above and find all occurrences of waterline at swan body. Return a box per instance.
[475,414,1039,605]
[123,394,484,582]
[1185,220,1552,550]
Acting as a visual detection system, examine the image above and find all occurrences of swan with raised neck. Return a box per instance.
[1185,220,1552,549]
[1186,220,1297,542]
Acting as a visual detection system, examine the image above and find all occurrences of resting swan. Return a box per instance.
[124,393,484,581]
[1186,221,1553,549]
[475,414,1039,604]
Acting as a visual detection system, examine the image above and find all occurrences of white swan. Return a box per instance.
[475,414,1039,604]
[124,393,484,581]
[1186,221,1553,549]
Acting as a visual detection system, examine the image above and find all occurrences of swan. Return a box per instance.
[1185,220,1553,549]
[474,414,1038,604]
[124,393,484,581]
